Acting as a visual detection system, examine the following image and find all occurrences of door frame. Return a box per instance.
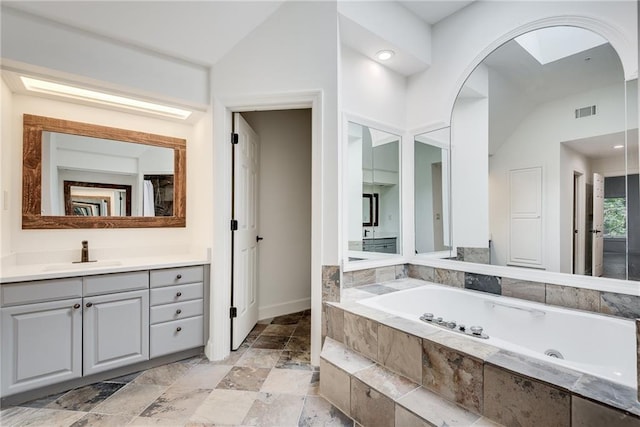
[208,91,323,365]
[572,171,585,275]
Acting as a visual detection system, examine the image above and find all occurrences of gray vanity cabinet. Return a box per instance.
[82,271,150,376]
[1,278,83,396]
[83,289,150,376]
[149,266,204,358]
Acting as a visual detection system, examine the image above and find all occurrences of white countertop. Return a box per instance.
[1,253,210,283]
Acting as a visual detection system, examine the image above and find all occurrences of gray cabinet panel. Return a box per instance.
[150,315,204,358]
[83,271,149,296]
[150,266,204,288]
[83,289,149,376]
[150,282,203,305]
[1,278,82,307]
[1,298,82,396]
[150,299,203,325]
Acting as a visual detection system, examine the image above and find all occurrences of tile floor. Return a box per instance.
[1,310,353,427]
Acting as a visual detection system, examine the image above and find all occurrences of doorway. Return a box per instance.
[231,109,312,350]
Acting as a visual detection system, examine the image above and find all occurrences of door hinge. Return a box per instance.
[230,219,238,231]
[231,133,239,144]
[230,307,238,318]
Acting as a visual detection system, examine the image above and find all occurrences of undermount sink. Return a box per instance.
[41,260,123,272]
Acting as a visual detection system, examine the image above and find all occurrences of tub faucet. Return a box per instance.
[81,240,89,263]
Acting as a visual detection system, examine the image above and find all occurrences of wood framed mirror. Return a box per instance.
[22,114,186,228]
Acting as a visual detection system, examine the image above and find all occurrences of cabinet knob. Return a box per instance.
[176,309,182,315]
[73,303,81,309]
[176,327,182,332]
[176,292,182,297]
[176,274,182,279]
[85,302,93,308]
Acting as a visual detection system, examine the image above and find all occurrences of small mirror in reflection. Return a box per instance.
[415,127,451,256]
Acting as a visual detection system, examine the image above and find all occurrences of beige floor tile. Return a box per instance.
[189,389,258,425]
[242,392,305,426]
[139,386,211,420]
[133,362,192,387]
[70,412,134,426]
[0,407,41,426]
[16,408,87,427]
[170,364,232,390]
[260,368,313,395]
[236,348,284,369]
[91,383,167,416]
[128,416,186,426]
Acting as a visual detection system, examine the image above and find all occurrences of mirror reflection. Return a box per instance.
[41,132,175,217]
[450,26,639,281]
[348,121,401,259]
[415,128,451,255]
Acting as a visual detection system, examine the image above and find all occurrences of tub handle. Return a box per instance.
[487,300,545,316]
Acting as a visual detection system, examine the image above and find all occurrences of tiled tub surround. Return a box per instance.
[322,279,640,427]
[360,284,637,388]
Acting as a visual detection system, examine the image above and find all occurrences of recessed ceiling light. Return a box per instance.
[613,145,624,149]
[20,76,192,120]
[376,50,395,61]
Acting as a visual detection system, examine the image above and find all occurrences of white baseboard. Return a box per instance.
[258,297,311,320]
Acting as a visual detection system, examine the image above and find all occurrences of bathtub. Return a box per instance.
[359,283,637,388]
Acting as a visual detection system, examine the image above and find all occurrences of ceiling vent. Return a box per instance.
[575,105,596,119]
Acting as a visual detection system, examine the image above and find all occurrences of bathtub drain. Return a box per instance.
[544,349,564,359]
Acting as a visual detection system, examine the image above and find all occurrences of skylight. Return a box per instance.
[514,27,608,65]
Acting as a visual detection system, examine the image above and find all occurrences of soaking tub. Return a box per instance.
[359,283,637,388]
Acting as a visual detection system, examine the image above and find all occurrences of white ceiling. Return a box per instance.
[475,38,626,156]
[398,0,475,25]
[563,129,639,160]
[2,1,286,67]
[4,1,476,76]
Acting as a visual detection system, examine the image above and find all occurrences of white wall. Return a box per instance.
[489,82,627,273]
[450,62,489,249]
[341,45,407,129]
[1,79,13,256]
[1,6,209,108]
[242,109,312,320]
[1,93,207,258]
[210,0,337,363]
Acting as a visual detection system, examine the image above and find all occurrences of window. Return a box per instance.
[603,197,626,238]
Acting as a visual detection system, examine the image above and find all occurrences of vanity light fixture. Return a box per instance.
[376,50,395,61]
[20,76,192,120]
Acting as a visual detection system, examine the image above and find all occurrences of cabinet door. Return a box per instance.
[83,289,149,376]
[1,298,82,396]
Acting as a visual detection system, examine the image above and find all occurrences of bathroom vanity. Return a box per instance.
[0,259,208,404]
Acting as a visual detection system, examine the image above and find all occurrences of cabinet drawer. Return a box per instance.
[150,315,203,358]
[1,278,82,307]
[84,271,149,296]
[150,266,204,288]
[150,282,203,306]
[150,299,203,325]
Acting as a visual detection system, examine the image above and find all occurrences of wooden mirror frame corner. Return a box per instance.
[22,114,186,229]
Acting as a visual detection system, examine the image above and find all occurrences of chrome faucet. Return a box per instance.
[81,240,89,263]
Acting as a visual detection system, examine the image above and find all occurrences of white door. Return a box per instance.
[592,173,604,277]
[508,167,543,267]
[84,289,149,375]
[232,113,260,350]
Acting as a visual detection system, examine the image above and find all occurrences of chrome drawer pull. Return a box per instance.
[176,327,182,332]
[176,274,182,279]
[73,303,81,309]
[176,309,182,315]
[85,302,93,308]
[176,292,182,297]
